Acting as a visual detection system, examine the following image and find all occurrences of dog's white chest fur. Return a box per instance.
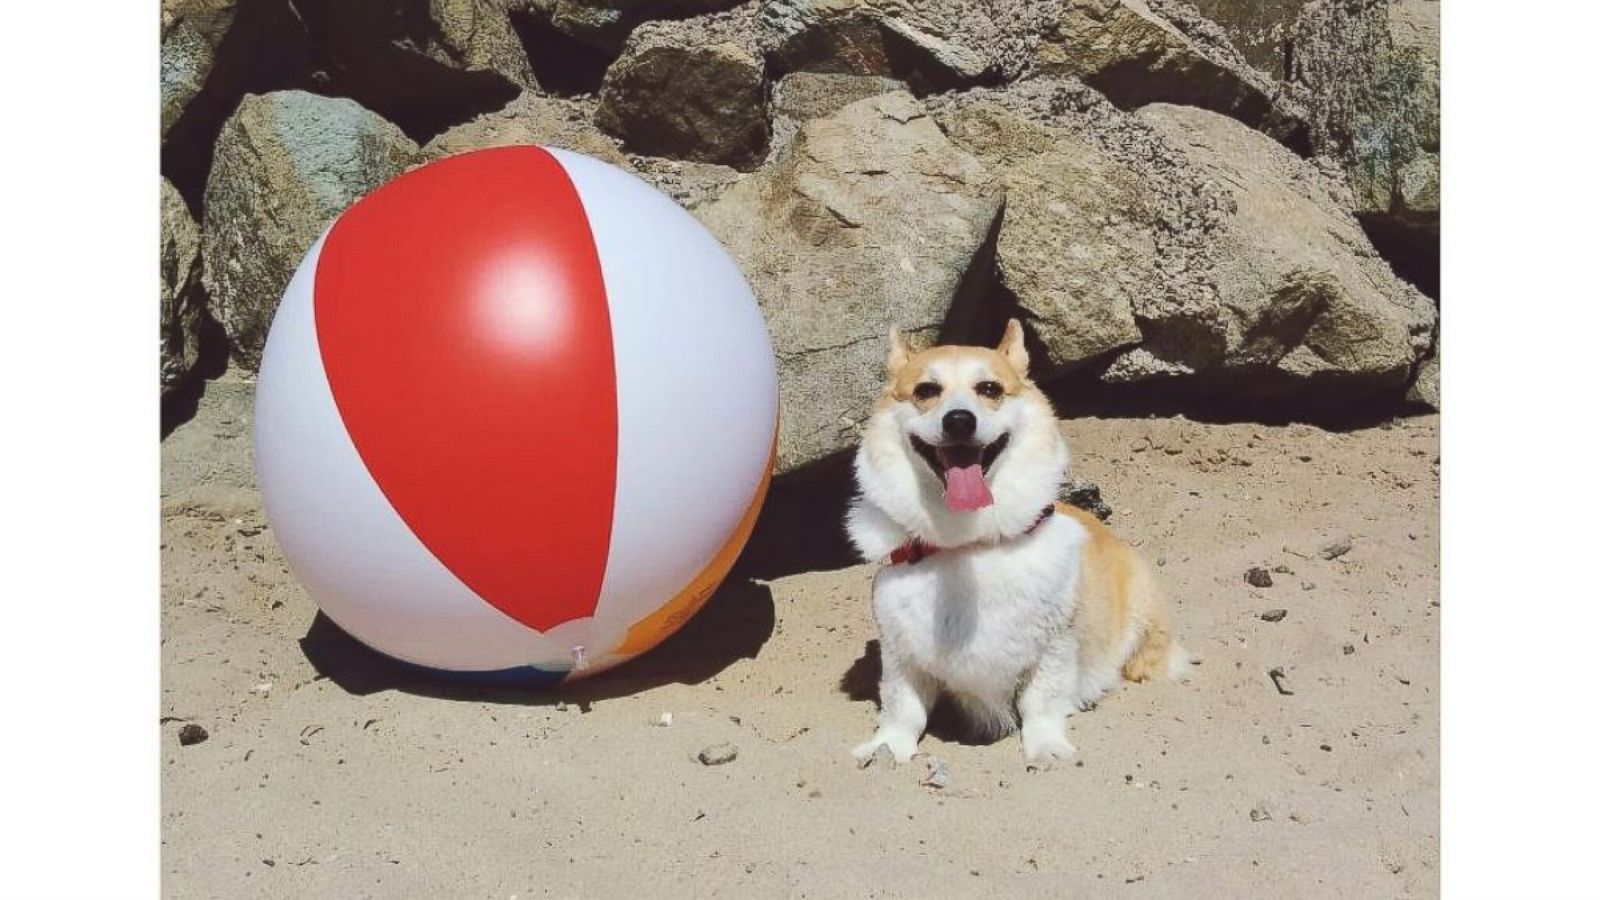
[871,516,1085,704]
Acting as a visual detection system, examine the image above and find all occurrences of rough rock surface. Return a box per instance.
[160,0,310,198]
[627,156,744,209]
[1291,0,1439,294]
[161,179,206,394]
[202,92,419,369]
[420,93,628,164]
[598,5,770,168]
[1126,102,1434,392]
[1034,0,1307,150]
[938,93,1150,370]
[769,71,904,155]
[1407,340,1438,409]
[697,91,1003,472]
[296,0,535,138]
[1188,0,1309,76]
[756,0,1055,92]
[935,80,1433,400]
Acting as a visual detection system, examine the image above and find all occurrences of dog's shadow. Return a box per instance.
[839,639,1001,746]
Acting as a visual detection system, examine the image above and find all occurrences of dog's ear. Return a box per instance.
[997,318,1029,375]
[886,325,912,378]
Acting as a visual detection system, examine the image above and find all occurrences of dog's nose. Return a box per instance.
[942,409,977,441]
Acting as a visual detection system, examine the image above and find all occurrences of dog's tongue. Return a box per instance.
[943,464,994,512]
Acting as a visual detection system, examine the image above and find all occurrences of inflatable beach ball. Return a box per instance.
[254,146,778,684]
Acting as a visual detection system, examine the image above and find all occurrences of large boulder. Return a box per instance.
[935,80,1433,402]
[1034,0,1308,150]
[202,91,419,369]
[696,91,1003,473]
[1292,0,1439,295]
[937,94,1150,370]
[1125,103,1433,392]
[756,0,1055,92]
[160,0,309,198]
[161,179,206,394]
[294,0,534,139]
[420,92,628,165]
[597,6,770,168]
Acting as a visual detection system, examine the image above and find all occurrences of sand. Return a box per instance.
[161,371,1439,898]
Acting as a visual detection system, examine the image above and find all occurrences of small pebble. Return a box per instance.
[1260,609,1288,623]
[1320,536,1354,560]
[654,712,673,727]
[922,757,951,790]
[859,744,897,770]
[1271,564,1292,574]
[697,742,738,766]
[178,723,209,746]
[1302,581,1316,591]
[1249,803,1273,822]
[1343,644,1356,655]
[1245,567,1273,588]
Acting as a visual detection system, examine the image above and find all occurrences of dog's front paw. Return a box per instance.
[852,729,918,765]
[1021,725,1077,764]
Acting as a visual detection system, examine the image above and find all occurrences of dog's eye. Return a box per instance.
[975,380,1004,400]
[912,382,942,401]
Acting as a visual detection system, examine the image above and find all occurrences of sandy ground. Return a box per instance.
[161,371,1439,898]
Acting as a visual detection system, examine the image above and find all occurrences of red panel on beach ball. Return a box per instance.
[313,147,619,632]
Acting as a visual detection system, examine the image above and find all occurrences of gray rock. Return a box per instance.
[938,95,1148,372]
[202,91,419,369]
[507,0,751,57]
[597,5,770,169]
[1034,0,1308,150]
[1291,0,1439,289]
[1260,608,1288,622]
[626,156,744,210]
[1319,534,1353,559]
[177,723,209,746]
[697,91,1003,473]
[936,80,1432,399]
[1060,480,1113,521]
[160,0,309,192]
[697,741,739,765]
[756,0,1049,92]
[296,0,534,137]
[1246,567,1273,588]
[420,93,628,165]
[1126,103,1434,393]
[859,743,897,770]
[161,179,206,395]
[769,71,904,156]
[1187,0,1309,76]
[1407,337,1438,409]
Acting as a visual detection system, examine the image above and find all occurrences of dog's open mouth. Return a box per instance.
[910,433,1009,512]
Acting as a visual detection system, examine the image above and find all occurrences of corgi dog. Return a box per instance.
[847,320,1189,763]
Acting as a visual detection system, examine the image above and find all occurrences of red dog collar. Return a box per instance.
[887,505,1055,566]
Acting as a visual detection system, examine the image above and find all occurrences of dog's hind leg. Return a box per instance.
[1018,634,1082,762]
[852,649,936,763]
